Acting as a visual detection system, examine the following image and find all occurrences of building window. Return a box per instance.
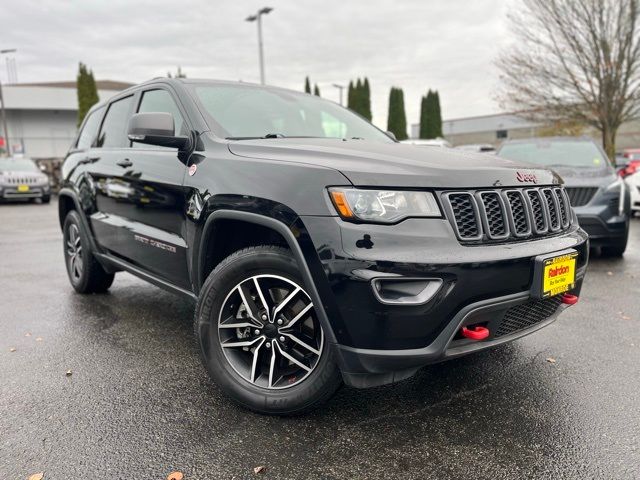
[496,129,508,139]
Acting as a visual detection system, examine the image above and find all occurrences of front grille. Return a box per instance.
[447,193,481,240]
[443,186,573,243]
[494,296,563,338]
[565,187,598,207]
[3,176,39,185]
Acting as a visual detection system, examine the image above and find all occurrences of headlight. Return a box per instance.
[605,178,626,216]
[329,188,441,223]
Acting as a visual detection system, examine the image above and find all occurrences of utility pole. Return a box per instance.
[0,48,16,157]
[332,83,345,106]
[246,7,273,85]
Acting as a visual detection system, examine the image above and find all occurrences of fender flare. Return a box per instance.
[57,187,100,255]
[197,210,338,344]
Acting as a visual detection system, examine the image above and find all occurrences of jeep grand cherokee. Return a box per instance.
[58,79,589,414]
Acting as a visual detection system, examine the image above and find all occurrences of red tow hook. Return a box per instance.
[561,293,579,305]
[461,325,490,341]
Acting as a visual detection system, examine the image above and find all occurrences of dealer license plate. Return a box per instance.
[17,185,30,192]
[540,252,578,298]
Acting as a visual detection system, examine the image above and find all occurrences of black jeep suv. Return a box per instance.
[59,79,589,414]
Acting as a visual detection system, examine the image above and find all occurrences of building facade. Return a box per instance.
[410,112,640,151]
[1,80,132,159]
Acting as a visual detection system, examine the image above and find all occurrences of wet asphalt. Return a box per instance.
[0,201,639,480]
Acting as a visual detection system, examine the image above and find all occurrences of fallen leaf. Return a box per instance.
[166,472,183,480]
[9,347,16,352]
[622,315,631,320]
[607,271,613,276]
[254,466,266,474]
[65,370,73,377]
[35,337,43,342]
[25,332,32,337]
[28,473,44,480]
[546,357,557,363]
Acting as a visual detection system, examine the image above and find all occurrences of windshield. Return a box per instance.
[498,139,608,168]
[0,158,39,172]
[189,83,392,142]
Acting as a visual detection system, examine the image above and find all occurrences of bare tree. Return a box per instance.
[497,0,640,158]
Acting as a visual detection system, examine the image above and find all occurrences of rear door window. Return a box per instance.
[76,107,105,149]
[97,95,134,148]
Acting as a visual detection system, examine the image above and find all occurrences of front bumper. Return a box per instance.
[575,202,628,246]
[0,185,49,200]
[300,216,589,387]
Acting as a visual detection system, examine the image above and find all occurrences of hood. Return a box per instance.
[227,138,560,188]
[548,165,617,188]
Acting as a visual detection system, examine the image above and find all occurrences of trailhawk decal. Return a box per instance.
[134,234,177,253]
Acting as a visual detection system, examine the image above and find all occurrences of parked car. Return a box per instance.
[59,79,589,414]
[0,157,51,203]
[497,137,630,256]
[455,143,496,153]
[400,138,451,148]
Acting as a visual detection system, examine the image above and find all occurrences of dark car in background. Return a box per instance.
[0,157,51,203]
[497,137,630,256]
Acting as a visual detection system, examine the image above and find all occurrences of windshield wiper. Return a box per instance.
[225,134,326,140]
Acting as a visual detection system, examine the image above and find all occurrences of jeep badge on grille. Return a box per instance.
[516,171,538,183]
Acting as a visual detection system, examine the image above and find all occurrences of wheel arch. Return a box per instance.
[57,187,99,255]
[196,210,339,344]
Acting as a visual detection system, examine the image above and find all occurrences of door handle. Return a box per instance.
[117,159,133,168]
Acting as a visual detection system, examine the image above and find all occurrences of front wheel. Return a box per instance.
[194,246,342,415]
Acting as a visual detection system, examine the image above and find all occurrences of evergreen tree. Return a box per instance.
[347,81,355,110]
[420,90,439,139]
[77,62,99,127]
[433,90,443,137]
[362,77,372,121]
[167,66,187,78]
[386,87,407,140]
[314,84,320,96]
[304,76,311,94]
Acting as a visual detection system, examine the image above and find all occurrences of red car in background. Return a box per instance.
[618,149,640,216]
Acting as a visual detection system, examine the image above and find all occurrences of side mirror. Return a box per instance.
[127,112,190,150]
[386,131,397,142]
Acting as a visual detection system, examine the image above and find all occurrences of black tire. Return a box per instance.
[194,245,342,415]
[63,210,115,293]
[42,195,51,204]
[601,221,629,257]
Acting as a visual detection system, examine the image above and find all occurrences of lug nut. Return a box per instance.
[276,318,283,325]
[266,342,271,349]
[254,329,260,335]
[261,314,267,321]
[279,336,285,343]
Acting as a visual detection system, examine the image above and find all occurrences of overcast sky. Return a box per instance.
[3,0,515,129]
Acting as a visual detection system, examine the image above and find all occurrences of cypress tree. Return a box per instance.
[420,90,440,139]
[77,62,99,127]
[347,81,355,110]
[314,84,320,96]
[387,87,407,140]
[433,90,443,137]
[355,78,363,116]
[362,77,372,121]
[304,76,311,94]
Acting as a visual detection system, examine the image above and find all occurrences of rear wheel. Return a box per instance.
[42,195,51,204]
[194,245,341,415]
[63,210,115,293]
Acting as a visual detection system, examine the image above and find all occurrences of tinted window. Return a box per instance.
[189,84,391,142]
[136,89,186,140]
[76,107,104,149]
[498,140,608,168]
[97,96,134,148]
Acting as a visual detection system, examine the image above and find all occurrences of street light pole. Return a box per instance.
[246,7,273,85]
[0,48,16,157]
[332,83,345,106]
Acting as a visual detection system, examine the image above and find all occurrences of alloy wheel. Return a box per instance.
[217,274,324,389]
[66,223,83,281]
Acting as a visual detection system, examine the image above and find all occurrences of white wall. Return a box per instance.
[6,109,77,158]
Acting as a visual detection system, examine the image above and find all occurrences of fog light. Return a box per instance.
[371,278,443,305]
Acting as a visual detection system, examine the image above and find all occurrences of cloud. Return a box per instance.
[3,0,513,129]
